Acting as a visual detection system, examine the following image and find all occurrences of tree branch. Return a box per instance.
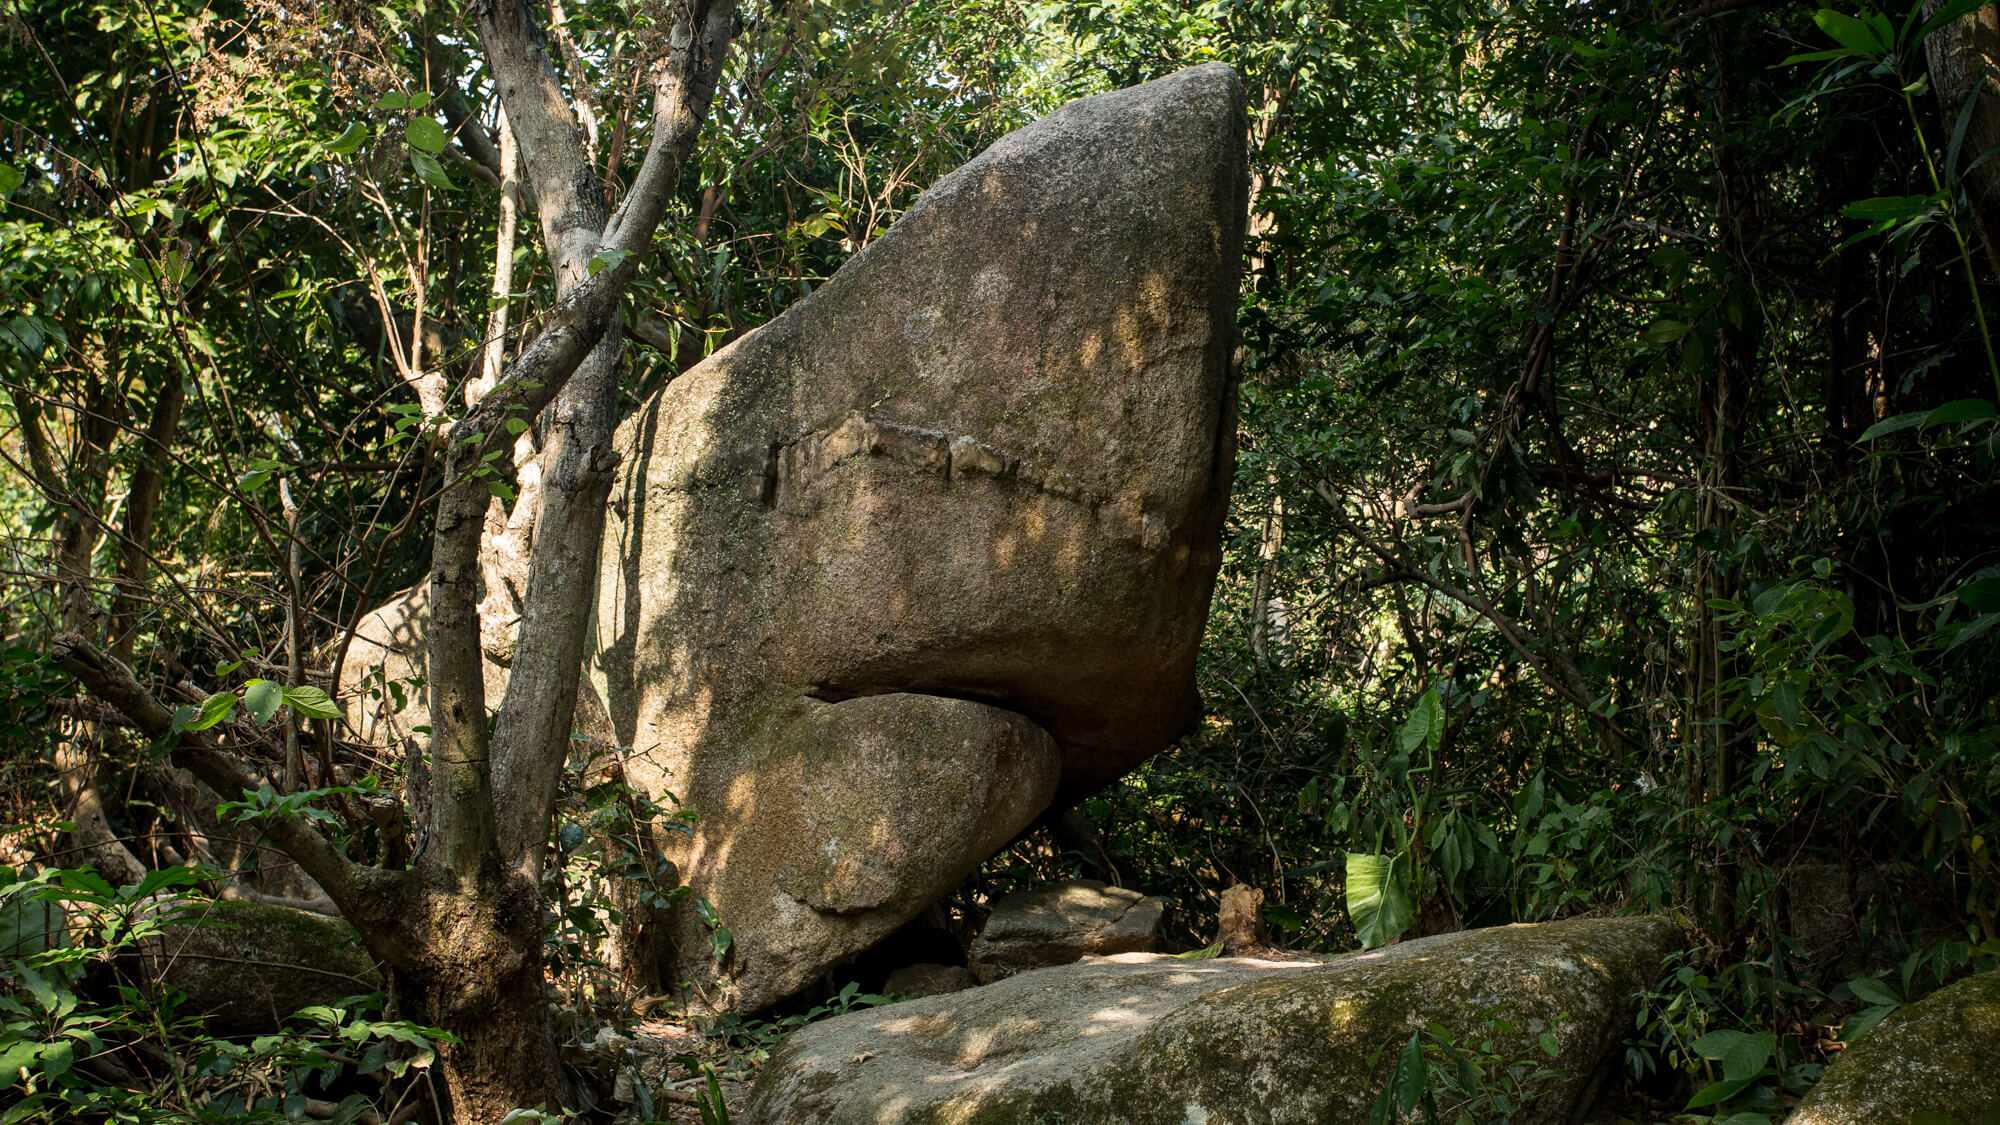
[50,633,383,910]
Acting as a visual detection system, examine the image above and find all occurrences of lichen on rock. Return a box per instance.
[1789,970,2000,1125]
[745,915,1684,1124]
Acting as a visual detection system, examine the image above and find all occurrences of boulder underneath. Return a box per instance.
[1790,970,2000,1125]
[968,879,1164,983]
[746,915,1682,1125]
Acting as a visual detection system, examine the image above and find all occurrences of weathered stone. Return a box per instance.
[133,899,380,1034]
[968,879,1164,983]
[596,63,1247,1010]
[746,916,1683,1125]
[1790,971,2000,1125]
[881,963,977,999]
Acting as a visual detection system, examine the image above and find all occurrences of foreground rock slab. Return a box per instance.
[136,900,380,1034]
[597,63,1247,1011]
[968,879,1165,983]
[1790,970,2000,1125]
[746,916,1682,1125]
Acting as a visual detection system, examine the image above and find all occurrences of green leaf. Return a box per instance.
[0,165,22,199]
[1687,1074,1761,1109]
[1640,319,1695,347]
[184,691,240,731]
[410,151,455,191]
[1958,577,2000,613]
[1847,975,1900,1006]
[505,417,530,436]
[488,480,517,504]
[1841,194,1935,223]
[587,247,633,277]
[1916,0,1993,45]
[1345,852,1416,949]
[281,685,343,720]
[238,468,271,491]
[1815,9,1889,58]
[1392,1031,1427,1114]
[405,117,447,155]
[375,91,408,110]
[1859,411,1927,441]
[1782,47,1863,64]
[710,925,733,962]
[1397,689,1443,754]
[1841,1002,1899,1042]
[242,679,283,725]
[327,122,369,156]
[1925,398,1996,426]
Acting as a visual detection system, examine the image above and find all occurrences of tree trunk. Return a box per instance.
[1925,0,2000,267]
[385,874,568,1120]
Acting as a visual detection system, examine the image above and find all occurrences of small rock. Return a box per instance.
[881,963,977,998]
[968,879,1166,983]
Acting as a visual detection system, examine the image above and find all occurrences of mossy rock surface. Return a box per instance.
[1790,970,2000,1125]
[745,915,1682,1125]
[134,899,380,1034]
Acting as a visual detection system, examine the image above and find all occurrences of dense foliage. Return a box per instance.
[1,0,1997,1120]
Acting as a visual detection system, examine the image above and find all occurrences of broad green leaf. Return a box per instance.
[1840,194,1935,223]
[1847,975,1900,1006]
[1859,411,1928,441]
[410,151,455,191]
[1397,688,1443,754]
[1687,1074,1761,1109]
[1345,852,1416,949]
[1640,319,1695,347]
[238,468,271,491]
[588,247,633,276]
[327,122,369,155]
[1782,47,1862,64]
[185,691,239,731]
[375,91,408,110]
[243,679,283,725]
[405,117,447,155]
[281,685,343,720]
[1815,9,1888,57]
[0,165,22,198]
[1958,577,2000,612]
[1925,398,1996,426]
[1916,0,1993,45]
[1392,1031,1427,1113]
[1841,1002,1899,1042]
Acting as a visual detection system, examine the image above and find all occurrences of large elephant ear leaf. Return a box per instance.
[1346,851,1416,949]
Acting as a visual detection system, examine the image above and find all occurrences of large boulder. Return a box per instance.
[1790,971,2000,1125]
[745,916,1682,1125]
[968,879,1165,983]
[596,63,1247,1010]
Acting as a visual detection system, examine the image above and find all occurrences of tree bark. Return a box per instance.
[1925,1,2000,268]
